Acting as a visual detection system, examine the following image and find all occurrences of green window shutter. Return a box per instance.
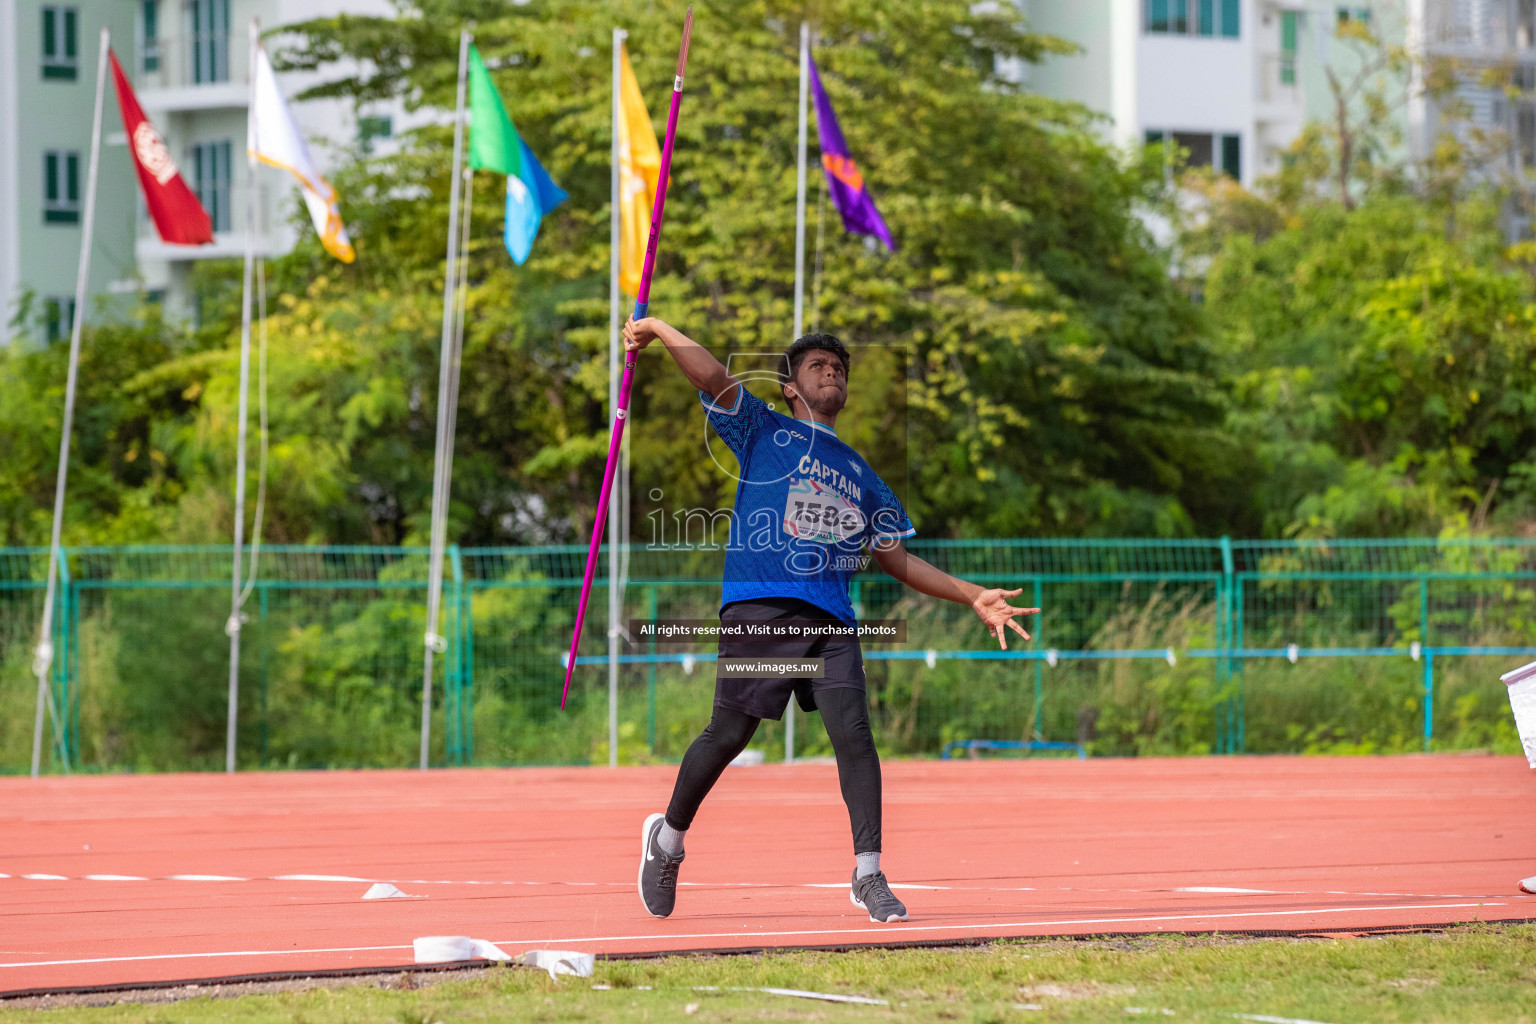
[1221,0,1240,36]
[63,8,77,59]
[42,8,55,59]
[1221,134,1241,180]
[44,153,58,203]
[1199,0,1215,35]
[66,153,79,203]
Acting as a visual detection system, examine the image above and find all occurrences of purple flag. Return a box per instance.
[809,54,896,251]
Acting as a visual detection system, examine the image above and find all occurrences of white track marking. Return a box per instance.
[0,901,1502,971]
[0,874,1516,902]
[166,875,247,882]
[1235,1014,1337,1024]
[0,943,411,969]
[804,883,950,890]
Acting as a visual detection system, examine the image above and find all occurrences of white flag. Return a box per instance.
[250,46,354,262]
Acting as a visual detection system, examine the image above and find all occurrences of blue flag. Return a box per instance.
[504,138,568,264]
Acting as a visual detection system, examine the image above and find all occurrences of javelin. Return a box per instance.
[562,7,694,709]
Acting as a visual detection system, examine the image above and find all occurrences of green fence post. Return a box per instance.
[1219,536,1235,754]
[52,550,76,769]
[259,586,269,768]
[1422,649,1434,753]
[1419,575,1429,646]
[461,559,475,765]
[1234,574,1246,753]
[448,544,465,767]
[1420,575,1431,755]
[647,584,657,755]
[1213,573,1228,755]
[1032,577,1043,740]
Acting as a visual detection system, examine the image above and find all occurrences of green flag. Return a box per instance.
[468,46,522,177]
[463,44,568,265]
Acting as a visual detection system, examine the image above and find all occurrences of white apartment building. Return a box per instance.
[1411,0,1536,179]
[1,0,408,344]
[1026,0,1536,205]
[0,0,139,345]
[1025,0,1310,188]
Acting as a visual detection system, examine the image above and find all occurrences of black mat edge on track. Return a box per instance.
[5,916,1534,1002]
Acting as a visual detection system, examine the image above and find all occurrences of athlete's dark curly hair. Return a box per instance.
[780,333,851,402]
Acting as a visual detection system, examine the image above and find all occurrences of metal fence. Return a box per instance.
[3,538,1533,773]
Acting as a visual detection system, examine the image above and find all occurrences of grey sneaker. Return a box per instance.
[638,812,684,918]
[850,869,908,923]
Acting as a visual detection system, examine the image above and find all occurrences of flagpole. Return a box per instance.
[607,27,626,768]
[422,28,472,771]
[793,21,809,342]
[29,26,109,777]
[225,18,261,775]
[784,20,810,766]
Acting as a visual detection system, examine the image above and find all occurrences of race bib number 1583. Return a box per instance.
[783,477,864,544]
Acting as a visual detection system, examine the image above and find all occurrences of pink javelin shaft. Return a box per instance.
[562,8,694,709]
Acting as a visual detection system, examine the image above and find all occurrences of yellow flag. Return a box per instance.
[617,44,660,296]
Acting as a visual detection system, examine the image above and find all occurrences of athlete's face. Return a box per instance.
[787,350,848,418]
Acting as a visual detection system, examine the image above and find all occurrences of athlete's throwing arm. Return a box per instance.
[623,315,1040,650]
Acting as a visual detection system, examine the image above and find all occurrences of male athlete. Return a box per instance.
[623,316,1039,923]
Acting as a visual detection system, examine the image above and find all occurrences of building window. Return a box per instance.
[1146,130,1242,180]
[1337,6,1371,27]
[45,297,76,343]
[141,1,161,73]
[189,0,230,84]
[1281,11,1299,84]
[41,6,79,81]
[190,140,232,232]
[1147,0,1238,37]
[357,115,393,153]
[43,150,80,224]
[1220,133,1241,180]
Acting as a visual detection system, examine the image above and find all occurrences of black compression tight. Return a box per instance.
[663,687,882,854]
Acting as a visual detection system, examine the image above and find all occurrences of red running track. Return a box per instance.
[2,755,1534,995]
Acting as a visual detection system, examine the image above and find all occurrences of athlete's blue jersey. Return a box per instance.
[702,385,914,624]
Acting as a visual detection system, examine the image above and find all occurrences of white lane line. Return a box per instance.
[0,901,1504,971]
[804,883,951,891]
[1235,1014,1337,1024]
[0,874,1519,902]
[0,943,412,969]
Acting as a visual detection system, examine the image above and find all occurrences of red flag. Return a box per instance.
[109,50,213,245]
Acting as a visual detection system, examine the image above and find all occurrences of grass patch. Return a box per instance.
[6,926,1536,1023]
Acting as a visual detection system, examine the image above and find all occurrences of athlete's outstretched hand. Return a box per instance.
[971,588,1040,650]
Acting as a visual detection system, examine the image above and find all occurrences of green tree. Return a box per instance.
[3,0,1234,548]
[272,0,1234,541]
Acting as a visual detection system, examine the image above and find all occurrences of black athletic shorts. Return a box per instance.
[713,597,865,721]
